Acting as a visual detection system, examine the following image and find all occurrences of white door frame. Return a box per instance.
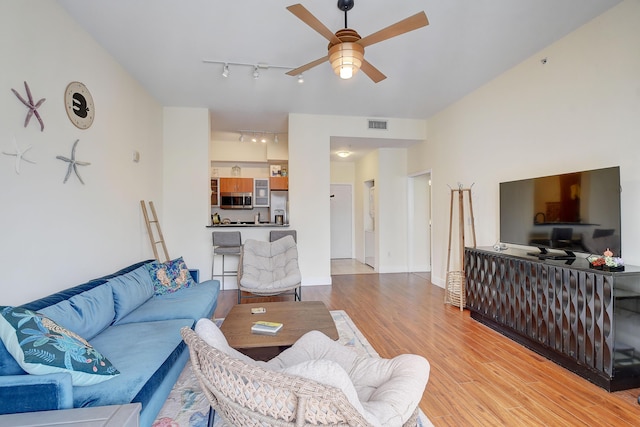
[407,169,432,272]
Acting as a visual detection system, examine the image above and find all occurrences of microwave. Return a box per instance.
[220,192,253,209]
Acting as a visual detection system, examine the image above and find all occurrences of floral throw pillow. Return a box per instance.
[0,306,120,386]
[147,257,197,296]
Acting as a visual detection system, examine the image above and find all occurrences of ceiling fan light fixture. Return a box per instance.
[329,41,364,80]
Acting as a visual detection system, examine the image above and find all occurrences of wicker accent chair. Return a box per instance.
[181,322,428,427]
[237,235,302,304]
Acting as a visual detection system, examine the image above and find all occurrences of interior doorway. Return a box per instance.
[330,184,353,259]
[408,172,432,273]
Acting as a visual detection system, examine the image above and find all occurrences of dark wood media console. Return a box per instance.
[465,247,640,391]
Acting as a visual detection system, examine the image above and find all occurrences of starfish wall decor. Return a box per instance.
[2,136,36,174]
[56,139,91,184]
[11,81,46,132]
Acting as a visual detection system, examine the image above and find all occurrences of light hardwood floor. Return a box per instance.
[330,258,376,275]
[214,273,640,426]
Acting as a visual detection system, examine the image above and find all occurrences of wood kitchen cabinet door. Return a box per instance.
[270,176,288,190]
[220,178,253,193]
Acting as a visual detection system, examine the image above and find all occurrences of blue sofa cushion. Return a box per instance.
[108,265,155,323]
[115,280,220,325]
[39,284,115,341]
[146,257,197,296]
[73,318,194,409]
[20,260,155,312]
[0,307,119,386]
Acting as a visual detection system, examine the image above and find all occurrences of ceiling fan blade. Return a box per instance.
[287,4,341,45]
[286,56,330,76]
[360,59,387,83]
[358,11,429,48]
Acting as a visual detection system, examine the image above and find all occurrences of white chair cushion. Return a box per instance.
[194,318,262,366]
[240,236,301,290]
[282,359,380,427]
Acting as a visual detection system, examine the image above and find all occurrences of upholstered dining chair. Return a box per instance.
[237,235,301,303]
[181,319,430,427]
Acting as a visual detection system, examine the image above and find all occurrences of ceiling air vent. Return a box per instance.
[368,119,388,130]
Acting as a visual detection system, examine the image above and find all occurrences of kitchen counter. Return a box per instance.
[207,222,290,228]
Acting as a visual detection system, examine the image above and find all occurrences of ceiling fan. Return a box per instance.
[286,1,429,83]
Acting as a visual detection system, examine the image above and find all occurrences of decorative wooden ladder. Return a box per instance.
[445,185,476,311]
[140,200,170,262]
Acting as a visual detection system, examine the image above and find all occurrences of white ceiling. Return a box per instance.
[57,0,621,159]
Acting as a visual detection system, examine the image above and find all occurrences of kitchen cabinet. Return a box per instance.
[220,177,253,193]
[270,176,288,191]
[211,178,219,207]
[254,179,270,207]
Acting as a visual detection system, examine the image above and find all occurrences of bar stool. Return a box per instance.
[211,231,242,290]
[269,230,297,243]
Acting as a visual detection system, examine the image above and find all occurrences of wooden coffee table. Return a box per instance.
[220,301,338,360]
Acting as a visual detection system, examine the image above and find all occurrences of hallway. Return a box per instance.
[330,258,376,275]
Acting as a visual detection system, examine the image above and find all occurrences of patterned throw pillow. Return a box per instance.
[0,306,120,386]
[146,257,197,296]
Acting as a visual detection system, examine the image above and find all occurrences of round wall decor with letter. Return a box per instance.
[64,81,95,129]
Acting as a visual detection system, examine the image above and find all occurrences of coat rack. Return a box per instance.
[445,184,476,310]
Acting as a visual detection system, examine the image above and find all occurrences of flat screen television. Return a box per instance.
[500,166,621,259]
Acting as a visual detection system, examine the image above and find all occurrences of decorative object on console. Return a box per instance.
[56,139,91,184]
[0,306,119,386]
[2,136,35,174]
[11,81,46,131]
[587,249,624,271]
[64,81,95,130]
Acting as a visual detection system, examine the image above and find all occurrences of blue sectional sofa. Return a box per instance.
[0,259,220,427]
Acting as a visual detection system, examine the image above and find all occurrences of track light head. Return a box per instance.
[253,66,260,79]
[239,133,244,142]
[297,74,304,83]
[222,63,229,78]
[274,134,279,144]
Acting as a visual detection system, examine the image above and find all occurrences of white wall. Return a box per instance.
[377,148,409,272]
[424,0,640,287]
[162,108,211,275]
[1,1,163,305]
[289,114,426,283]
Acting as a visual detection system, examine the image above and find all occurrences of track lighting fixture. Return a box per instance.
[203,60,304,83]
[236,130,286,144]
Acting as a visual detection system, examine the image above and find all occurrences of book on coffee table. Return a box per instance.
[251,321,283,335]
